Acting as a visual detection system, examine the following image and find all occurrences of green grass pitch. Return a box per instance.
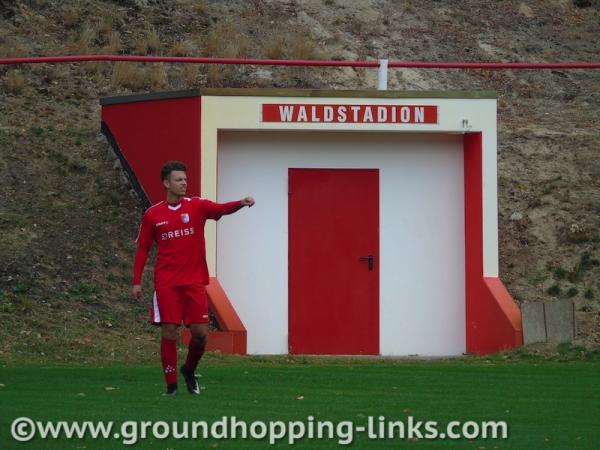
[0,357,598,449]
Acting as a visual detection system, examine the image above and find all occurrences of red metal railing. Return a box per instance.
[1,55,599,69]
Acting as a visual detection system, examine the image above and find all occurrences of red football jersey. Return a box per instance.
[133,197,243,288]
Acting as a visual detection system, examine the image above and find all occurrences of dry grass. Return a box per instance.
[69,25,97,54]
[184,64,200,85]
[111,62,146,90]
[67,25,100,74]
[103,31,122,54]
[207,64,225,86]
[62,5,84,29]
[205,21,250,58]
[148,64,167,89]
[262,32,322,61]
[147,29,161,54]
[202,19,267,86]
[205,64,245,88]
[205,22,234,56]
[97,16,114,37]
[135,39,149,55]
[241,0,266,19]
[4,70,26,95]
[256,32,323,86]
[287,32,322,60]
[205,37,249,87]
[169,40,194,57]
[265,36,287,59]
[136,28,161,55]
[193,0,208,15]
[0,43,28,58]
[39,66,64,84]
[82,61,103,75]
[223,41,244,58]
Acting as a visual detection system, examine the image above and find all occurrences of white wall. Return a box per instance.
[216,131,465,356]
[201,95,497,279]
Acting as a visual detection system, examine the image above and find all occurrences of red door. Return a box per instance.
[288,169,379,355]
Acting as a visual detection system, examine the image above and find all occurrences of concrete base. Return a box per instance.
[545,299,575,343]
[522,302,547,345]
[521,299,574,345]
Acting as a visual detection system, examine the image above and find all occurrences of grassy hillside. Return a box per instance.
[1,0,600,362]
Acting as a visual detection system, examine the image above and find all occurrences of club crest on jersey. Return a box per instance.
[181,213,190,224]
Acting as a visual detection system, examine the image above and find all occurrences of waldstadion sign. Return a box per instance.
[262,103,438,124]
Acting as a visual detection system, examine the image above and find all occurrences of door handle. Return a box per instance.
[359,254,374,271]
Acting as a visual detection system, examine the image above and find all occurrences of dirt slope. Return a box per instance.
[1,0,599,362]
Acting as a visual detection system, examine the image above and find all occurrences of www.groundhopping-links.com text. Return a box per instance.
[10,415,509,445]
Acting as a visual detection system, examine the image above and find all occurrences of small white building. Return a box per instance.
[101,89,523,356]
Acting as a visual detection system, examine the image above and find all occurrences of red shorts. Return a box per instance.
[150,284,209,326]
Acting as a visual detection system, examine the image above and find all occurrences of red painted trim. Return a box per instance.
[464,132,523,354]
[2,55,599,69]
[390,62,600,69]
[483,278,523,346]
[0,55,378,67]
[464,132,484,352]
[206,277,247,355]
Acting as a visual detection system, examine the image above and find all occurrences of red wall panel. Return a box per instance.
[101,97,201,204]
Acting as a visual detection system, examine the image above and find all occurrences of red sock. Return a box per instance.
[160,337,177,385]
[185,336,206,373]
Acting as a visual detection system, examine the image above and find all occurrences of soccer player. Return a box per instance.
[131,160,254,395]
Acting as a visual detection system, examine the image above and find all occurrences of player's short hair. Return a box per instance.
[160,160,187,181]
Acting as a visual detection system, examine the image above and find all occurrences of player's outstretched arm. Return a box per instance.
[203,196,255,220]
